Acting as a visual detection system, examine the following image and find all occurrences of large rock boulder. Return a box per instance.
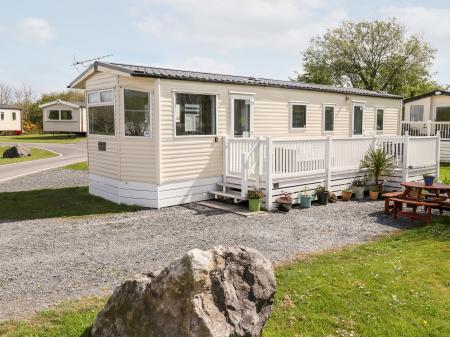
[2,144,30,158]
[92,246,276,337]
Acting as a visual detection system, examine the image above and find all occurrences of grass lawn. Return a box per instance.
[0,186,140,221]
[64,161,88,171]
[0,222,448,337]
[440,162,450,180]
[0,146,58,165]
[0,133,85,143]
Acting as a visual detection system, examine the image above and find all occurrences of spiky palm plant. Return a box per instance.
[360,147,394,186]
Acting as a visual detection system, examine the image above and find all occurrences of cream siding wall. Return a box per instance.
[0,108,21,131]
[85,72,157,184]
[159,79,401,183]
[404,97,431,121]
[42,103,84,132]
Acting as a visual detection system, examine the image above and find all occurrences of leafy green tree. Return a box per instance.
[296,19,439,98]
[38,89,85,105]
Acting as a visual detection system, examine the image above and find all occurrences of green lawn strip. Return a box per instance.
[64,161,88,171]
[0,133,85,143]
[0,146,58,165]
[440,163,450,180]
[0,187,141,221]
[0,222,448,337]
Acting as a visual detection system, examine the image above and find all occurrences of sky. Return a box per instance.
[0,0,449,95]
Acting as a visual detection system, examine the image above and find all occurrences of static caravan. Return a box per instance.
[401,89,450,162]
[68,61,438,209]
[39,99,87,134]
[0,104,22,134]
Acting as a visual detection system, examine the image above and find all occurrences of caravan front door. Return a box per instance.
[231,96,252,138]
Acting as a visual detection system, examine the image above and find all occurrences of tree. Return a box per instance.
[0,83,13,104]
[296,19,438,98]
[38,89,85,105]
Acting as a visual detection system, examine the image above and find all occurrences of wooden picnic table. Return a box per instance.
[400,181,450,200]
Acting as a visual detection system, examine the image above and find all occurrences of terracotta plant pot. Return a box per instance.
[369,191,379,200]
[341,190,353,201]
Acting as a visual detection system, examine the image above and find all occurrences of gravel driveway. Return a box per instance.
[0,199,410,321]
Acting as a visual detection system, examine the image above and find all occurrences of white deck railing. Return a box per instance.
[401,121,450,139]
[224,133,440,209]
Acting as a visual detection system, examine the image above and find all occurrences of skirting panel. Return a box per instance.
[89,174,221,209]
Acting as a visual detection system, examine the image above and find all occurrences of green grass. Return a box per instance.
[0,187,140,221]
[64,161,88,171]
[0,146,58,165]
[0,133,85,143]
[440,162,450,180]
[0,222,448,337]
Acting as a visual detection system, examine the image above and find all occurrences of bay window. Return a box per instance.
[87,89,115,135]
[124,89,151,136]
[175,93,216,136]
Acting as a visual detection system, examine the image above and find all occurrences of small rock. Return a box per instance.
[92,246,276,337]
[2,144,30,158]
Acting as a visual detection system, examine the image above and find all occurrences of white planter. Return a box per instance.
[353,186,365,200]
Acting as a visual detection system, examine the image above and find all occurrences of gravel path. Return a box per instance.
[0,199,410,321]
[0,167,87,192]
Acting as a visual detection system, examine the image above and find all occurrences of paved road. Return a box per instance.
[0,142,87,182]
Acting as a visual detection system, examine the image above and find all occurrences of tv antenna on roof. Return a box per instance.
[72,53,113,73]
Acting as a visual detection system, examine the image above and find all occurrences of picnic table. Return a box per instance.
[383,181,450,222]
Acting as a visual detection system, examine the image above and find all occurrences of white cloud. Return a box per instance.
[380,6,450,83]
[132,0,346,51]
[16,17,56,42]
[0,24,6,33]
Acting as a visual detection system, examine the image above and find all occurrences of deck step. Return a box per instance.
[217,182,242,189]
[209,190,247,202]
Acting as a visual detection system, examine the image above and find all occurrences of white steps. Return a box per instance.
[209,190,247,203]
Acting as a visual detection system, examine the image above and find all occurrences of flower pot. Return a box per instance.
[300,195,312,208]
[317,192,329,205]
[369,191,379,200]
[278,202,292,212]
[248,198,261,212]
[353,186,365,200]
[341,190,353,201]
[423,176,435,186]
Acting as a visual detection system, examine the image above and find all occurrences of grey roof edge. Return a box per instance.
[403,89,450,103]
[0,104,21,110]
[70,61,402,99]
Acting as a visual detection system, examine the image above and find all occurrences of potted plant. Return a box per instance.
[247,188,264,212]
[315,185,329,205]
[341,189,353,201]
[423,174,435,186]
[277,192,293,212]
[369,184,381,200]
[352,178,366,200]
[299,187,312,208]
[360,147,394,198]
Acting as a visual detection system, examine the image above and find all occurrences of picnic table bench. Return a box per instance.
[389,197,440,223]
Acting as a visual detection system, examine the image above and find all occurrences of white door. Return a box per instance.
[353,104,364,136]
[231,96,252,138]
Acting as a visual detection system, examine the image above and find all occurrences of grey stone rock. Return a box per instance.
[2,144,30,158]
[91,246,276,337]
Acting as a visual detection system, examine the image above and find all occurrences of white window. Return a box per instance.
[436,106,450,122]
[12,112,16,120]
[175,93,217,136]
[291,104,307,129]
[87,89,115,135]
[60,110,73,120]
[48,109,73,121]
[48,110,59,120]
[324,105,334,132]
[0,112,4,120]
[410,105,424,121]
[376,109,384,131]
[124,89,151,137]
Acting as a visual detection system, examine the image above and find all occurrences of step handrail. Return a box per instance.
[240,140,261,198]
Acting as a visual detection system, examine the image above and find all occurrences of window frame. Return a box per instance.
[47,109,75,121]
[172,90,219,138]
[289,101,308,131]
[375,107,384,133]
[434,105,450,122]
[351,102,365,137]
[0,112,4,121]
[12,112,16,121]
[322,104,336,134]
[230,94,254,138]
[122,87,152,138]
[410,105,424,122]
[86,88,115,137]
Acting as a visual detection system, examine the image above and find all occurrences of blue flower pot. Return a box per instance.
[423,176,435,186]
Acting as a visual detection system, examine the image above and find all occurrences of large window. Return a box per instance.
[60,110,73,120]
[291,104,307,129]
[48,109,73,121]
[410,105,424,121]
[124,89,151,136]
[88,89,115,135]
[376,109,384,131]
[48,110,59,120]
[175,93,216,136]
[324,106,334,132]
[436,106,450,122]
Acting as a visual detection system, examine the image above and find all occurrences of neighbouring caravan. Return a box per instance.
[40,99,87,134]
[0,104,22,133]
[68,61,438,210]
